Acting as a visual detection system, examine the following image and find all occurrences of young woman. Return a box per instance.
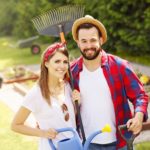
[11,42,79,150]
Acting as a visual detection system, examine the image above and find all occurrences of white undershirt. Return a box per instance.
[79,64,116,144]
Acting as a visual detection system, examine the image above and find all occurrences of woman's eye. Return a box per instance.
[55,60,61,63]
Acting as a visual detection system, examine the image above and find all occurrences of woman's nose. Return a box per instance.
[60,62,67,68]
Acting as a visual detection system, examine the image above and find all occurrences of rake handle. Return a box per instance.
[68,58,86,144]
[59,32,66,43]
[58,25,66,43]
[75,100,86,144]
[58,24,86,144]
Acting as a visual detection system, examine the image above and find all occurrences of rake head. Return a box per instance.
[32,5,84,37]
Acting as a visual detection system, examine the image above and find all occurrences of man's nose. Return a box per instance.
[86,42,92,49]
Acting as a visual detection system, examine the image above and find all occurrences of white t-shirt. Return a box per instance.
[79,65,116,144]
[22,83,76,150]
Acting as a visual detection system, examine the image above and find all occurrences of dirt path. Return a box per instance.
[0,84,36,126]
[131,62,150,76]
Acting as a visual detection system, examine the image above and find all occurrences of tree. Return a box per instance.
[0,0,149,55]
[0,0,18,35]
[83,0,150,55]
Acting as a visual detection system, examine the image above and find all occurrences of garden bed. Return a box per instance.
[1,66,39,94]
[2,65,39,84]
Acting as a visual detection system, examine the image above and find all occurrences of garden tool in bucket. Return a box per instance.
[48,124,111,150]
[32,5,86,143]
[119,122,150,150]
[118,124,136,150]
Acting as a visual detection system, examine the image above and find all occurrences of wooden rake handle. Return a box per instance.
[60,32,66,43]
[58,26,86,144]
[58,24,66,43]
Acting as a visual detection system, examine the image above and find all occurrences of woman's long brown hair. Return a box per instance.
[38,43,69,105]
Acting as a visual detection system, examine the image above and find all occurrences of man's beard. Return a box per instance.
[80,47,101,60]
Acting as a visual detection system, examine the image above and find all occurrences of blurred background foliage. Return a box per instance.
[0,0,150,55]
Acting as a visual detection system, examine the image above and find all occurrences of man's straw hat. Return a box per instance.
[72,15,107,44]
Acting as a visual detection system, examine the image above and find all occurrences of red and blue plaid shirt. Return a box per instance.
[70,50,148,149]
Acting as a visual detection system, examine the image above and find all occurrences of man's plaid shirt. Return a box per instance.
[70,50,148,149]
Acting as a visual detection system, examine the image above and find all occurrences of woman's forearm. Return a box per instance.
[11,124,44,137]
[11,123,58,139]
[11,106,44,137]
[11,107,57,139]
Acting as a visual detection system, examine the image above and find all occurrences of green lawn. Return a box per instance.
[0,36,78,71]
[0,36,48,71]
[114,49,150,66]
[0,101,38,150]
[136,142,150,150]
[0,36,150,71]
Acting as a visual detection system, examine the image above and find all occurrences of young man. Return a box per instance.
[71,15,148,150]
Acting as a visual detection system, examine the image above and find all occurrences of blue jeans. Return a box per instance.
[89,142,116,150]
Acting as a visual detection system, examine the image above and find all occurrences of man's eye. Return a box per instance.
[82,41,87,43]
[91,39,97,43]
[63,60,68,64]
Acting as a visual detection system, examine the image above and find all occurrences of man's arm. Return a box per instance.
[121,61,148,121]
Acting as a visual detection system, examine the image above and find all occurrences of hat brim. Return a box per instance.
[72,17,107,44]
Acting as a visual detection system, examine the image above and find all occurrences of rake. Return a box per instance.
[32,5,84,42]
[31,5,86,143]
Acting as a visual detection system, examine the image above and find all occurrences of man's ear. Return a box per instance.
[100,37,103,45]
[76,40,80,48]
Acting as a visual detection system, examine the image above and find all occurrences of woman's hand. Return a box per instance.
[72,89,81,104]
[41,128,58,139]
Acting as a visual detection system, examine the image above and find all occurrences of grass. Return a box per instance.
[0,101,38,150]
[115,49,150,66]
[0,36,150,71]
[0,36,48,71]
[136,142,150,150]
[0,36,79,71]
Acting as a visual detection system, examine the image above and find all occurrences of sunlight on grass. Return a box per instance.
[0,101,37,150]
[0,37,44,71]
[0,36,78,71]
[115,50,150,66]
[1,36,149,72]
[135,142,150,150]
[0,59,15,70]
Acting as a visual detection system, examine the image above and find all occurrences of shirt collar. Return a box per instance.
[76,56,83,71]
[101,50,108,67]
